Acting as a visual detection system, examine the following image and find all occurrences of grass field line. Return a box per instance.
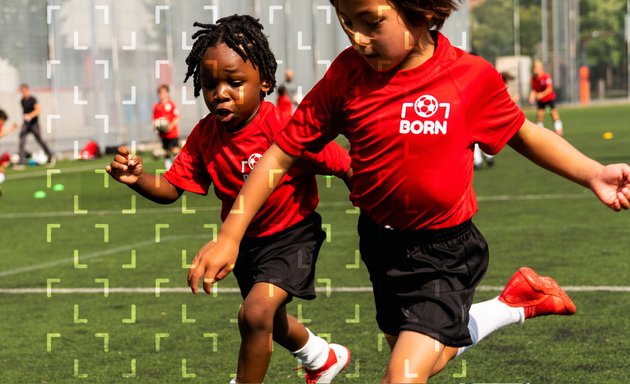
[2,285,630,294]
[8,163,104,180]
[0,193,591,219]
[0,234,210,278]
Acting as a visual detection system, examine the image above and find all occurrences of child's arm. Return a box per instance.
[528,90,537,104]
[0,123,18,138]
[508,120,630,211]
[536,84,553,100]
[187,144,297,294]
[105,146,182,204]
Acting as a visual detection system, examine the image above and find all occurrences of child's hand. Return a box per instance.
[589,164,630,211]
[105,146,144,185]
[187,238,239,294]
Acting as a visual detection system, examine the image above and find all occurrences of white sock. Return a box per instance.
[473,144,483,167]
[536,121,544,127]
[0,172,5,184]
[164,158,173,170]
[554,120,563,131]
[292,329,329,370]
[457,297,524,356]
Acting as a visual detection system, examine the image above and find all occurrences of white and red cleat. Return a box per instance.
[303,344,351,384]
[499,267,576,318]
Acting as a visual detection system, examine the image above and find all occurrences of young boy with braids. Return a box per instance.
[188,1,630,383]
[106,15,351,384]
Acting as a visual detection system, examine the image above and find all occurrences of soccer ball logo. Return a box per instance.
[248,153,262,169]
[414,95,439,118]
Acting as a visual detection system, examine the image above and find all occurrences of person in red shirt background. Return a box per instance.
[0,109,18,194]
[529,59,564,136]
[107,15,352,384]
[276,85,293,119]
[189,1,630,382]
[152,84,180,170]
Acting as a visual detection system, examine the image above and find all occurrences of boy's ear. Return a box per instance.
[260,79,272,93]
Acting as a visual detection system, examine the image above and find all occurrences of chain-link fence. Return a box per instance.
[0,0,470,156]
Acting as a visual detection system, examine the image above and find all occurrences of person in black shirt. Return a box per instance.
[18,84,53,165]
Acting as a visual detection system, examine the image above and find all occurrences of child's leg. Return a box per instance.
[536,108,545,126]
[271,305,308,351]
[436,268,575,377]
[273,305,350,381]
[384,331,448,383]
[550,108,563,135]
[237,282,289,383]
[473,144,483,169]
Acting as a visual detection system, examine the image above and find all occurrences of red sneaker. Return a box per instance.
[499,267,576,318]
[303,344,351,384]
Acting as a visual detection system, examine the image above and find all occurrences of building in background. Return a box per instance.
[0,0,470,155]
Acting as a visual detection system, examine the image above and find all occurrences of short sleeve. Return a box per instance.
[275,51,352,157]
[298,141,351,178]
[466,65,525,155]
[163,122,211,195]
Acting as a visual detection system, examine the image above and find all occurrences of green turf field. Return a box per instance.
[1,104,629,383]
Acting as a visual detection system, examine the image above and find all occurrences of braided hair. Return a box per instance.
[184,15,277,98]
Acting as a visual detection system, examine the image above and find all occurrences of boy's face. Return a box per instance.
[158,88,169,102]
[199,43,270,130]
[533,62,544,75]
[335,0,427,72]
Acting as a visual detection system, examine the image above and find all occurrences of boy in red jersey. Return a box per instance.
[187,1,630,383]
[276,85,293,119]
[152,84,180,170]
[107,16,351,384]
[529,59,564,135]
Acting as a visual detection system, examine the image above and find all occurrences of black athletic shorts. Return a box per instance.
[233,212,326,303]
[161,137,179,151]
[358,211,489,347]
[536,99,556,110]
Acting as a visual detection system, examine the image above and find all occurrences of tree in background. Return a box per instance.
[471,0,628,98]
[579,0,627,95]
[470,0,541,64]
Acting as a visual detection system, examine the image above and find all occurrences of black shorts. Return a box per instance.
[536,99,556,110]
[233,212,326,303]
[358,211,489,347]
[161,137,179,151]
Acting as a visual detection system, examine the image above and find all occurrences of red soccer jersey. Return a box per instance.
[164,101,350,237]
[153,99,180,139]
[531,73,556,102]
[275,32,525,230]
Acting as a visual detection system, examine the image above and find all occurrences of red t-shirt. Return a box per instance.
[275,32,525,230]
[164,101,350,237]
[153,100,180,139]
[531,73,556,102]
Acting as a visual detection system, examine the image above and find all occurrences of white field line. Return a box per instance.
[8,163,105,180]
[1,285,630,294]
[0,234,209,278]
[0,193,591,220]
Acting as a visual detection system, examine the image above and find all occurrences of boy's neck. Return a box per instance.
[400,30,437,71]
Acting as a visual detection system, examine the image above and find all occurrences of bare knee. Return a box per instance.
[238,301,275,333]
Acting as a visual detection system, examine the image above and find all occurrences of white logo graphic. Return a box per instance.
[414,95,439,118]
[400,94,451,135]
[247,153,262,170]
